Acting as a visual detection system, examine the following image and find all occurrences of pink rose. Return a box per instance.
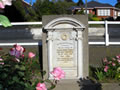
[112,63,116,66]
[0,0,12,9]
[15,45,22,51]
[0,58,4,65]
[0,58,3,61]
[103,58,108,63]
[50,67,65,80]
[21,54,24,58]
[9,48,16,55]
[2,0,12,6]
[36,83,47,90]
[118,59,120,63]
[14,44,25,52]
[9,48,21,58]
[104,66,109,72]
[9,44,25,58]
[0,62,4,65]
[0,2,4,8]
[28,52,35,58]
[116,55,120,59]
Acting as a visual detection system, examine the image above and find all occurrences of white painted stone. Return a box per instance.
[88,28,105,36]
[44,17,85,79]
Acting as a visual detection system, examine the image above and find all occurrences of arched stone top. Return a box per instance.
[44,17,85,30]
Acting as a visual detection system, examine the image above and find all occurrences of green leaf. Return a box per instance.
[0,15,12,27]
[0,84,3,90]
[18,71,24,76]
[1,73,8,79]
[45,79,52,83]
[48,84,56,90]
[42,71,46,76]
[20,66,25,71]
[15,65,20,69]
[12,76,19,82]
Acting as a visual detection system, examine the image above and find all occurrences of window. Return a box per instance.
[118,12,120,16]
[114,11,117,16]
[84,10,89,14]
[98,9,110,16]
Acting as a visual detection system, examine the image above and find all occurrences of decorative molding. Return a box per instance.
[44,17,85,30]
[47,31,53,41]
[76,31,83,40]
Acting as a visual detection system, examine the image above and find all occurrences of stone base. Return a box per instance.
[54,79,80,90]
[102,83,120,90]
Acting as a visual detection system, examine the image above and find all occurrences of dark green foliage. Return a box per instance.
[0,55,26,89]
[115,0,120,8]
[2,0,29,22]
[77,0,84,6]
[1,0,76,22]
[0,49,41,90]
[115,2,120,8]
[65,0,73,2]
[26,0,76,21]
[0,45,59,90]
[90,55,120,83]
[27,0,55,21]
[75,8,85,15]
[88,14,101,21]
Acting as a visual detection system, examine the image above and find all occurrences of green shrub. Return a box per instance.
[0,45,41,90]
[91,17,101,21]
[90,55,120,82]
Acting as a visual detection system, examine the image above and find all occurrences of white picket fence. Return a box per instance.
[0,21,120,46]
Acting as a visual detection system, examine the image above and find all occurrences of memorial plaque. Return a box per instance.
[42,16,89,79]
[51,31,78,78]
[56,42,74,67]
[52,32,75,65]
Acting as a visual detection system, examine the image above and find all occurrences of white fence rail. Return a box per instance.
[0,21,120,46]
[88,21,120,46]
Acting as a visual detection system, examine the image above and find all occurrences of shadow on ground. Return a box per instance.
[77,77,102,90]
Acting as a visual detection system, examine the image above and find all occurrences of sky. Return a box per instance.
[25,0,118,6]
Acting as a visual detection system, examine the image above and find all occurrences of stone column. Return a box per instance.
[47,31,53,78]
[76,29,83,78]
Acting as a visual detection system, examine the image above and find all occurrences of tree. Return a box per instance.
[53,1,74,14]
[115,0,120,8]
[117,0,120,2]
[65,0,73,2]
[2,0,29,22]
[27,0,76,21]
[27,0,56,21]
[77,0,84,6]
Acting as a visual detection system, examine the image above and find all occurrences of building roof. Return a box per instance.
[69,1,114,11]
[22,0,32,7]
[83,1,113,8]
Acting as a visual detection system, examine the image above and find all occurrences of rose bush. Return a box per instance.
[94,55,120,82]
[0,45,65,90]
[0,44,37,90]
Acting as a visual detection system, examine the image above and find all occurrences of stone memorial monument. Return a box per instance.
[42,15,88,90]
